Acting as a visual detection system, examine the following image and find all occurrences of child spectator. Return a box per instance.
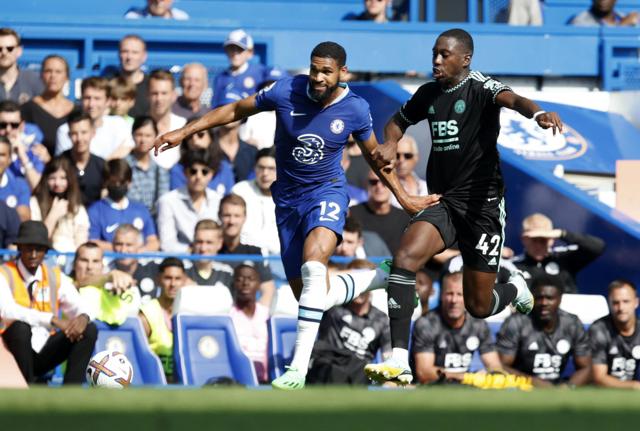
[109,76,137,126]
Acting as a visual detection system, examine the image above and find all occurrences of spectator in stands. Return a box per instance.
[169,126,234,195]
[126,116,169,216]
[157,148,223,252]
[589,279,640,388]
[412,256,502,384]
[139,257,187,381]
[229,264,269,382]
[74,241,140,326]
[0,221,97,384]
[185,219,233,288]
[334,216,391,259]
[60,112,105,207]
[571,0,639,26]
[0,135,30,221]
[231,146,278,254]
[55,77,133,160]
[508,0,543,25]
[21,55,78,158]
[308,259,391,384]
[218,194,276,307]
[344,0,394,23]
[415,268,433,316]
[389,135,427,210]
[0,100,46,190]
[172,63,209,118]
[125,0,190,20]
[349,169,411,254]
[512,212,606,293]
[87,158,159,251]
[30,157,89,254]
[497,274,592,387]
[0,28,43,104]
[110,224,160,304]
[212,29,285,109]
[109,76,136,126]
[340,148,367,207]
[113,35,150,118]
[238,81,277,150]
[0,200,19,252]
[148,69,187,169]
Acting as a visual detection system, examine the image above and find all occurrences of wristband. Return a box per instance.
[532,110,546,121]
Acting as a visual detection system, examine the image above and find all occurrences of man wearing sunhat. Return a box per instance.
[0,221,96,384]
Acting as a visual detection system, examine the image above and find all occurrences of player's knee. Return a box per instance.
[393,250,422,273]
[465,299,492,319]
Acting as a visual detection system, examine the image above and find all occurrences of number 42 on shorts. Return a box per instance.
[475,233,501,256]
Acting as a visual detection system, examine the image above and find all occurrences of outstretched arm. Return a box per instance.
[495,91,563,135]
[152,94,261,154]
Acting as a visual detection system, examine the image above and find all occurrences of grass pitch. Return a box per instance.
[2,386,639,431]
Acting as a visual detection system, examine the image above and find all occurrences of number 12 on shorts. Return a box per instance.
[475,233,501,256]
[319,201,341,222]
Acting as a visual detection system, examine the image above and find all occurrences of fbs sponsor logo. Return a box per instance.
[498,109,587,161]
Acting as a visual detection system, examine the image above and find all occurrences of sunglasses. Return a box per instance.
[397,152,415,160]
[0,121,20,129]
[188,167,212,177]
[368,178,382,186]
[0,46,17,53]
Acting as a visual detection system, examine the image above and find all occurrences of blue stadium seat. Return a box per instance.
[93,318,167,386]
[268,316,297,380]
[173,314,258,386]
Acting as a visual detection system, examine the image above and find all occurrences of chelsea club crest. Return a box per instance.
[330,119,345,134]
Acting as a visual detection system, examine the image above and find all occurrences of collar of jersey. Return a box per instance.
[230,62,249,77]
[106,197,130,210]
[443,72,471,94]
[306,82,349,108]
[0,171,8,187]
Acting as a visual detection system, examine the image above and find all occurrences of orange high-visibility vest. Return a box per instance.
[0,261,61,333]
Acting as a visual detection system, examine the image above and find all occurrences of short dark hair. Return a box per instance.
[81,76,110,98]
[343,216,362,236]
[531,274,563,295]
[0,28,20,45]
[0,100,21,114]
[159,257,185,273]
[608,279,637,295]
[67,111,93,127]
[132,115,158,135]
[103,158,132,183]
[149,69,175,89]
[255,146,276,163]
[234,263,260,281]
[181,147,218,171]
[311,42,347,67]
[438,28,474,55]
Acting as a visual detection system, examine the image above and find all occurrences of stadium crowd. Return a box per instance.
[0,22,634,390]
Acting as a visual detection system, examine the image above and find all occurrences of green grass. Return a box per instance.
[2,386,640,430]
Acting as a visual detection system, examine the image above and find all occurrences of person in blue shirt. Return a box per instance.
[0,136,30,221]
[212,29,287,109]
[87,158,159,251]
[153,41,439,390]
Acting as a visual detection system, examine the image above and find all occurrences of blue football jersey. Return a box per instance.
[213,63,286,108]
[88,198,157,243]
[254,75,373,204]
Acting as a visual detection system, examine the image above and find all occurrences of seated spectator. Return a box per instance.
[508,0,543,25]
[0,200,19,252]
[340,148,366,207]
[169,127,234,195]
[238,81,277,150]
[334,216,391,259]
[231,146,278,254]
[74,241,140,326]
[55,77,134,160]
[212,29,285,108]
[590,279,640,389]
[415,268,433,316]
[218,194,275,307]
[109,76,136,126]
[308,261,391,385]
[30,157,89,254]
[344,0,394,23]
[125,0,190,20]
[139,257,188,381]
[497,275,592,387]
[172,63,210,118]
[148,69,186,169]
[389,135,427,210]
[157,148,223,252]
[110,224,160,304]
[349,169,411,254]
[126,116,169,216]
[0,28,43,104]
[229,264,269,383]
[0,221,97,384]
[0,100,47,190]
[185,219,233,289]
[412,256,501,384]
[88,158,159,251]
[112,35,149,118]
[21,55,79,158]
[512,212,605,293]
[60,112,105,207]
[571,0,639,26]
[0,135,30,221]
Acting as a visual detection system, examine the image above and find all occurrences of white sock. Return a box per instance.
[289,261,327,376]
[392,348,409,365]
[324,268,388,310]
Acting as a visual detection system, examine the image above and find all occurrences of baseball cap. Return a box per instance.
[224,29,254,51]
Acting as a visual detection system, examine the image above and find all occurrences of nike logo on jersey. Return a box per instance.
[290,111,307,117]
[106,223,119,234]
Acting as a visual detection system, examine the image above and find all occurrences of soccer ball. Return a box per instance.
[86,350,134,389]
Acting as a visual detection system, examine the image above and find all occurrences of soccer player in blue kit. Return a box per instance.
[153,42,439,389]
